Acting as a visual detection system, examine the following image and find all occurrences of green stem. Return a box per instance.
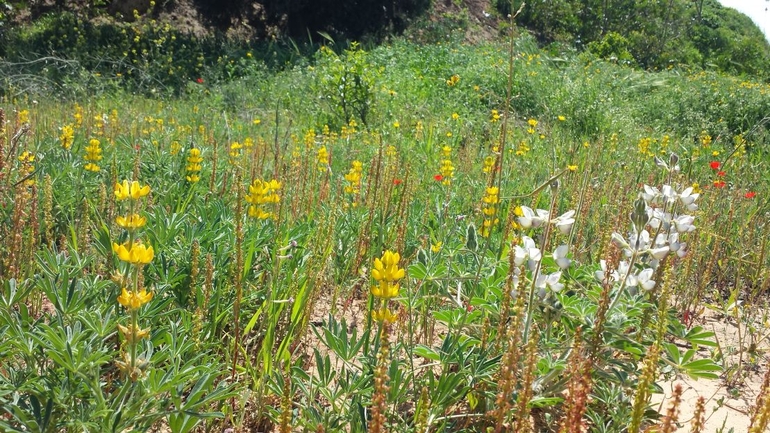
[607,249,640,314]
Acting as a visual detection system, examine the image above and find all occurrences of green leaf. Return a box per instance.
[414,345,441,361]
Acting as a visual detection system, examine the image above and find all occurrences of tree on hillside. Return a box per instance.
[506,0,770,78]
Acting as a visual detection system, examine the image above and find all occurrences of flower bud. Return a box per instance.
[466,223,478,251]
[669,152,679,167]
[630,195,650,233]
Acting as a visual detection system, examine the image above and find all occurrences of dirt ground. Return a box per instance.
[654,311,769,432]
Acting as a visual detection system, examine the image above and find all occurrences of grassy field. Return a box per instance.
[1,34,769,432]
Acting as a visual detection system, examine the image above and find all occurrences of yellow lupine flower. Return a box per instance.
[60,125,75,150]
[372,250,405,282]
[371,281,400,299]
[115,180,150,201]
[115,214,147,229]
[372,307,398,323]
[117,288,153,310]
[112,242,154,264]
[117,323,151,343]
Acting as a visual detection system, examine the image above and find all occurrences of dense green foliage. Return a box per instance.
[1,22,769,433]
[503,0,770,78]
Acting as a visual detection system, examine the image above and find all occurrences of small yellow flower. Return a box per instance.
[246,179,281,219]
[558,115,566,121]
[393,121,400,128]
[60,124,75,150]
[117,288,153,310]
[115,180,150,201]
[117,323,151,343]
[115,214,147,229]
[372,307,398,323]
[431,242,443,253]
[18,109,29,124]
[372,250,405,282]
[371,281,400,299]
[567,164,578,172]
[317,146,329,171]
[112,241,154,264]
[712,150,720,156]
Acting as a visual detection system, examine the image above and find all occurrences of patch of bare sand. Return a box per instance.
[653,311,769,432]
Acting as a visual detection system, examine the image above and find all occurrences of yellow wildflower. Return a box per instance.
[112,241,154,264]
[117,287,153,310]
[117,323,151,343]
[317,146,329,171]
[115,214,147,229]
[372,307,398,323]
[18,109,29,124]
[83,138,103,172]
[371,250,405,300]
[60,125,75,150]
[115,180,150,201]
[186,148,203,183]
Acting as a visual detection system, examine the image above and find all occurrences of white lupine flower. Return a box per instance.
[595,259,609,282]
[667,232,685,253]
[649,246,670,260]
[595,259,627,284]
[535,271,564,293]
[553,210,576,235]
[518,206,549,228]
[518,207,576,234]
[514,236,541,271]
[642,185,661,203]
[661,185,678,204]
[679,186,699,211]
[629,230,651,251]
[616,261,630,281]
[673,215,696,233]
[611,232,630,249]
[553,245,571,269]
[636,268,656,291]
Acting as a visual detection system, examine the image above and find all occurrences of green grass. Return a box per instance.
[0,34,769,433]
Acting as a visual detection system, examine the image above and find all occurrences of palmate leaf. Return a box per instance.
[662,342,722,380]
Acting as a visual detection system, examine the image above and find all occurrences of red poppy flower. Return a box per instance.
[709,161,720,170]
[713,180,726,188]
[393,179,403,186]
[745,191,756,199]
[434,174,443,181]
[717,171,725,177]
[196,78,204,84]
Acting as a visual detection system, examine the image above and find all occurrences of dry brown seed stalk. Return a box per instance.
[689,396,706,433]
[658,384,683,433]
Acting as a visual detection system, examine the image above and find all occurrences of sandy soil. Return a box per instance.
[654,311,769,432]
